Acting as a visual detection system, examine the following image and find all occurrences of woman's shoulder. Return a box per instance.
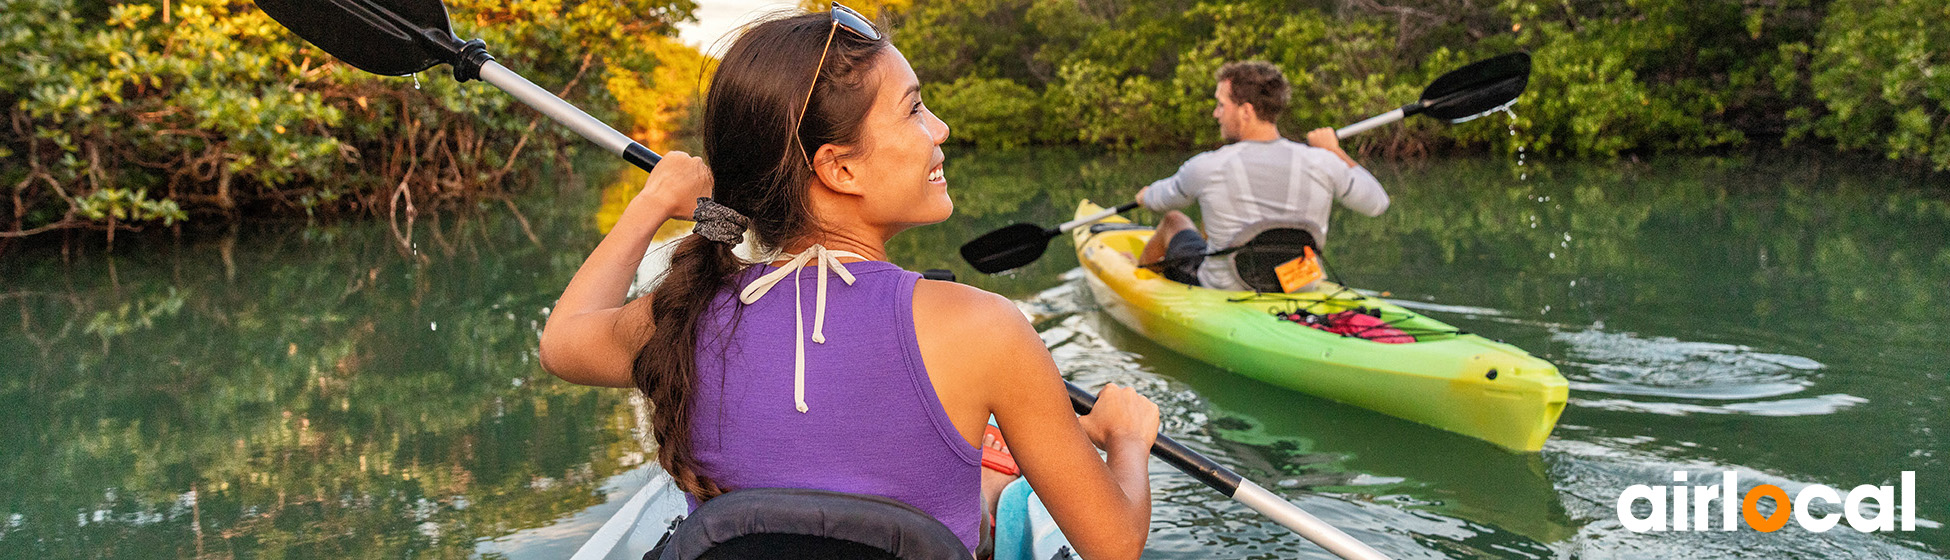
[909,278,1048,414]
[911,279,1028,329]
[910,279,1045,357]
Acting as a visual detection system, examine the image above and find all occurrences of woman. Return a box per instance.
[538,6,1158,559]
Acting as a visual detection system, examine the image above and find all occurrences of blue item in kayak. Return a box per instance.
[993,478,1079,560]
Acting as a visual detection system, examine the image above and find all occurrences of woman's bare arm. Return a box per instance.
[539,153,712,387]
[915,284,1158,560]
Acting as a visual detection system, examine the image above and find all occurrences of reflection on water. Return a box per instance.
[0,176,643,558]
[3,149,1946,558]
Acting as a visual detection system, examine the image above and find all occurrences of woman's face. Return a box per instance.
[836,46,953,232]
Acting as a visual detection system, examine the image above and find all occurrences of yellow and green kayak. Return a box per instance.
[1070,200,1568,451]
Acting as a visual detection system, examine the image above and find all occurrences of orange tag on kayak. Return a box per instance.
[1275,247,1322,293]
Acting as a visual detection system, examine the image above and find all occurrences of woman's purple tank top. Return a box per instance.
[688,260,983,551]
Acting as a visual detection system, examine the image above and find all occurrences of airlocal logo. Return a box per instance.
[1617,471,1916,533]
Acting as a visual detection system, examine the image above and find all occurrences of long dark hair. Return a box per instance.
[634,12,889,500]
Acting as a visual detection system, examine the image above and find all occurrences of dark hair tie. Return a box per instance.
[691,197,749,245]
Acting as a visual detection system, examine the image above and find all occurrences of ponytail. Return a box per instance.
[635,234,739,499]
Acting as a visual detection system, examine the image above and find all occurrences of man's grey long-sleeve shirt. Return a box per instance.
[1141,138,1389,290]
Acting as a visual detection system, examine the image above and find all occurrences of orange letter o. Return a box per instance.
[1743,484,1792,532]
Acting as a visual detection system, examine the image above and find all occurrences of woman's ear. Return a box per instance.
[812,144,865,196]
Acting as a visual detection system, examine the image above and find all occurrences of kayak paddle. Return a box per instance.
[959,201,1141,274]
[957,52,1532,275]
[1065,382,1390,560]
[252,0,663,172]
[1336,52,1531,138]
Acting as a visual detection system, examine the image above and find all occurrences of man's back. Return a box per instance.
[1140,138,1389,289]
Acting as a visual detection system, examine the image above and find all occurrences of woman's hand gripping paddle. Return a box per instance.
[252,0,663,172]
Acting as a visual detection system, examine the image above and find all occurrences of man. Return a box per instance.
[1136,61,1390,290]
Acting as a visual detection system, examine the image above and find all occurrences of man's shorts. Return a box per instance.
[1160,229,1208,286]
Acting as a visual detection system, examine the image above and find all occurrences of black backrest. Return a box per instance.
[653,488,968,560]
[700,534,898,560]
[1228,223,1324,293]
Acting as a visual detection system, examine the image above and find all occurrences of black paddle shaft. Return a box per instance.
[1065,382,1246,496]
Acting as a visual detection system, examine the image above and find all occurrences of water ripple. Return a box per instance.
[1572,394,1867,417]
[1554,328,1827,402]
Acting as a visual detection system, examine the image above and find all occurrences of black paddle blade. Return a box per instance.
[1419,52,1531,122]
[255,0,459,76]
[959,223,1057,274]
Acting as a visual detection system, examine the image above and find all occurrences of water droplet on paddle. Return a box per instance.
[412,74,421,90]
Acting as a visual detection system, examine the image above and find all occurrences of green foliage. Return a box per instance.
[885,0,1950,168]
[1490,0,1811,157]
[1044,60,1174,149]
[73,188,186,225]
[1793,0,1950,169]
[10,0,1950,244]
[901,0,1431,151]
[0,0,698,238]
[923,77,1040,149]
[891,0,1490,153]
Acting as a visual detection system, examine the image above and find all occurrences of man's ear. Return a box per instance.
[811,144,864,196]
[1240,102,1260,124]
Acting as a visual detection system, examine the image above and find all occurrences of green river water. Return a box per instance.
[2,149,1945,558]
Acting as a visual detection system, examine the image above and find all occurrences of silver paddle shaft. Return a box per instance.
[478,61,660,171]
[1234,480,1392,560]
[1057,205,1123,232]
[480,61,631,153]
[1336,108,1407,139]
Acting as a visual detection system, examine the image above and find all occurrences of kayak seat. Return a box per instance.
[1224,220,1325,293]
[648,487,970,560]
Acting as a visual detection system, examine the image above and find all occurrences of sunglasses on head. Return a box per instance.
[794,2,882,168]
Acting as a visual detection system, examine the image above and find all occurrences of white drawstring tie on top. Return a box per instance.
[738,244,864,413]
